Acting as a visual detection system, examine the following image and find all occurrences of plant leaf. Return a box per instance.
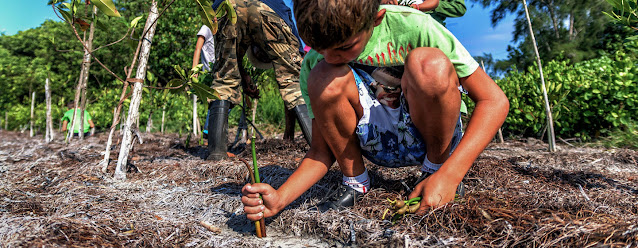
[91,0,121,17]
[195,0,218,34]
[191,82,220,101]
[57,7,74,24]
[130,15,144,29]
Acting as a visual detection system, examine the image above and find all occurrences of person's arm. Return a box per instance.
[409,67,508,211]
[88,119,95,135]
[413,0,440,12]
[433,0,466,18]
[61,120,68,132]
[192,35,206,74]
[242,119,335,220]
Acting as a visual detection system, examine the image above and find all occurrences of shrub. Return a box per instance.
[482,48,637,140]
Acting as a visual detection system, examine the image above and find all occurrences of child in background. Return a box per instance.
[241,0,508,217]
[192,25,216,138]
[61,101,95,137]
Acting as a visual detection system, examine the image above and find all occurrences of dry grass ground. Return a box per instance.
[0,130,636,247]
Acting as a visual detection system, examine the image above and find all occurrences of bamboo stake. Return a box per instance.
[30,92,35,137]
[522,0,556,152]
[193,94,199,137]
[45,77,54,143]
[161,105,166,133]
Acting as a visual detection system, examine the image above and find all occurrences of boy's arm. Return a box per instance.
[409,67,508,210]
[413,0,439,12]
[61,120,68,132]
[242,119,335,221]
[89,119,95,135]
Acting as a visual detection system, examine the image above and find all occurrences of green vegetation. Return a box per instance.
[465,41,637,146]
[470,0,637,75]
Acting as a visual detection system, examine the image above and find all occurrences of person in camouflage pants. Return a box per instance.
[206,0,312,161]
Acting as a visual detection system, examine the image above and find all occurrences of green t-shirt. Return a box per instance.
[62,108,92,133]
[300,5,479,119]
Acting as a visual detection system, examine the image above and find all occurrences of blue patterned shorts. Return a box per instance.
[352,66,463,168]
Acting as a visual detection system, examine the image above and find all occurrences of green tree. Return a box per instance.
[469,0,629,70]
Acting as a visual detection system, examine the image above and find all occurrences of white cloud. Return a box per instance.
[482,33,511,41]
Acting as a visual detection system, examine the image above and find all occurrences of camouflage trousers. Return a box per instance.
[212,0,304,110]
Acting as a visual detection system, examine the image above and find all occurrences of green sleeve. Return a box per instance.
[431,0,466,25]
[433,0,466,18]
[61,109,72,122]
[299,50,324,120]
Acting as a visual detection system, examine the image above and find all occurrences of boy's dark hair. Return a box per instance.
[292,0,381,51]
[66,101,75,109]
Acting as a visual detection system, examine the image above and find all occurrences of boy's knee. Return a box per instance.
[404,48,456,96]
[307,61,353,103]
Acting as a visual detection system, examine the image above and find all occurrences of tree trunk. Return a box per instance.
[45,78,54,143]
[114,0,159,180]
[80,6,96,140]
[523,0,556,152]
[161,105,166,133]
[540,0,560,39]
[30,92,35,137]
[4,112,8,130]
[569,12,575,40]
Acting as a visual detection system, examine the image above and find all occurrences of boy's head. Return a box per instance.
[66,101,75,109]
[293,0,382,52]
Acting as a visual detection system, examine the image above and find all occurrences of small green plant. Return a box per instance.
[382,197,421,223]
[598,121,638,149]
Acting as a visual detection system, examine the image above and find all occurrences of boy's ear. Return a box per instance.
[374,9,386,27]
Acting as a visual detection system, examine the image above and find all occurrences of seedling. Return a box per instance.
[382,196,422,223]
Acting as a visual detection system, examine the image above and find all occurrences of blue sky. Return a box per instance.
[0,1,515,61]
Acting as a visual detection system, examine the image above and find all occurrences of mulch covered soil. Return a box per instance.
[0,130,636,247]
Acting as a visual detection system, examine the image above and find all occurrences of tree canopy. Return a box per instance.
[470,0,636,72]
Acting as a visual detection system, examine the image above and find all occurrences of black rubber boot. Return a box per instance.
[207,100,231,161]
[293,104,312,144]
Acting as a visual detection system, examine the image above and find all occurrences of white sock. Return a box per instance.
[421,155,443,174]
[343,168,371,193]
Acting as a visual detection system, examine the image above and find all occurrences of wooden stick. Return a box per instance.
[249,98,266,237]
[239,157,263,237]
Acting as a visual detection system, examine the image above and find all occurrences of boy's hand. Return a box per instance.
[408,171,458,214]
[241,183,281,221]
